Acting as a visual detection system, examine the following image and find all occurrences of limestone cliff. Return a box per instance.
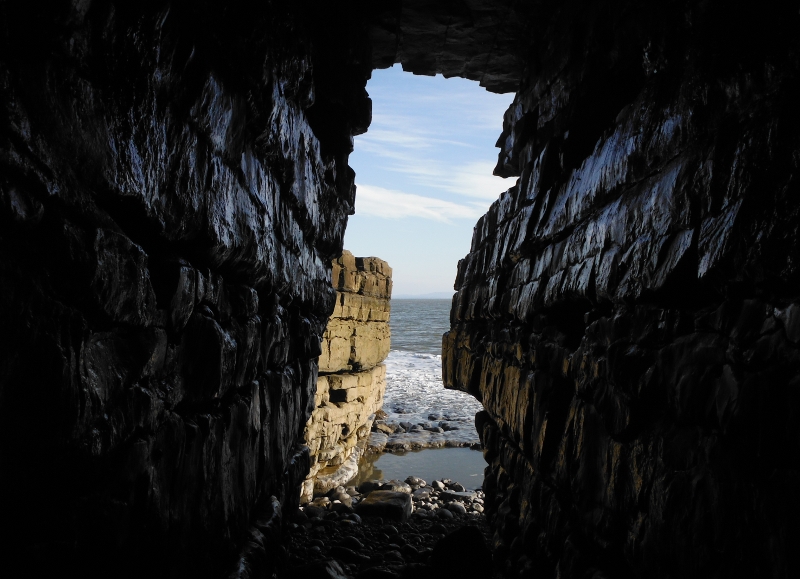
[444,2,800,578]
[319,251,392,373]
[303,251,392,501]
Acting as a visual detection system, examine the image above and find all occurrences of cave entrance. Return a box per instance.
[339,64,514,481]
[344,64,515,299]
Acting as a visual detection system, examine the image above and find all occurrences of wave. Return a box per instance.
[382,350,483,442]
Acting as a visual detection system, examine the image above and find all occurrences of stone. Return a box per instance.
[3,2,799,578]
[412,488,432,500]
[292,560,351,579]
[429,527,492,579]
[330,501,353,514]
[441,490,476,502]
[432,481,445,490]
[341,536,364,550]
[355,491,412,522]
[445,502,467,515]
[330,491,353,507]
[380,481,412,494]
[355,570,399,579]
[405,476,426,486]
[375,423,394,435]
[358,481,382,494]
[329,546,370,564]
[318,251,392,373]
[436,509,454,520]
[305,506,327,520]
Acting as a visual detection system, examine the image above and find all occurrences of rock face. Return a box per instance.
[443,2,800,579]
[0,3,372,577]
[302,251,392,501]
[319,251,392,373]
[3,1,799,578]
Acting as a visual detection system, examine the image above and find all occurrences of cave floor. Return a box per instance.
[278,508,497,579]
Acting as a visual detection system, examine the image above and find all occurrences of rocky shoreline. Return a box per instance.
[368,412,481,453]
[281,475,493,579]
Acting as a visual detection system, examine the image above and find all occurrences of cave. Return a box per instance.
[1,1,799,578]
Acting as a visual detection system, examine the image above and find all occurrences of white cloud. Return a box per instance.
[354,184,486,222]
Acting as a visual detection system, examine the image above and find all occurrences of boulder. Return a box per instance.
[355,491,412,522]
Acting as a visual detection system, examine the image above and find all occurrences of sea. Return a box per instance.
[353,299,487,488]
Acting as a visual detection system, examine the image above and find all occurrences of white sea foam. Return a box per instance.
[382,349,484,444]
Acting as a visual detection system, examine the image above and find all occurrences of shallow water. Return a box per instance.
[350,447,486,490]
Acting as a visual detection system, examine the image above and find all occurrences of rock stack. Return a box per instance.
[302,251,392,501]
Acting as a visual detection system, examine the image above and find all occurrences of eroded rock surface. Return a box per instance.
[0,3,372,577]
[444,2,800,578]
[319,251,392,373]
[3,1,799,578]
[303,252,392,501]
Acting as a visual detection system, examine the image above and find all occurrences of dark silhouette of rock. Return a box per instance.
[443,2,800,579]
[2,1,799,578]
[429,526,493,579]
[293,559,351,579]
[355,491,413,522]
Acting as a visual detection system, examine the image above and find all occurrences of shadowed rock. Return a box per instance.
[355,491,413,522]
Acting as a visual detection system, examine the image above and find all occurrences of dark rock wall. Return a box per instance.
[4,0,800,577]
[0,1,370,576]
[444,2,800,578]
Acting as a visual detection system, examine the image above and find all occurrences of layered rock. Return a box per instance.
[302,251,392,501]
[444,2,800,578]
[3,0,800,578]
[0,3,373,577]
[319,251,392,373]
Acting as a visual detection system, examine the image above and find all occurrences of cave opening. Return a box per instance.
[2,1,799,578]
[345,64,515,299]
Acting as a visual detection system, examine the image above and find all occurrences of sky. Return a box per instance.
[343,65,515,297]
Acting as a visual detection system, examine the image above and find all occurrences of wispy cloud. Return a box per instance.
[355,132,510,201]
[354,184,487,222]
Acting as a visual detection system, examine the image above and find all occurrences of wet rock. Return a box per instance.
[355,569,399,579]
[355,492,412,522]
[442,2,800,577]
[292,559,351,579]
[330,546,370,564]
[436,509,454,520]
[441,490,475,502]
[429,527,492,579]
[445,502,467,515]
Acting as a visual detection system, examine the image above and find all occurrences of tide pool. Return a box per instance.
[350,447,486,490]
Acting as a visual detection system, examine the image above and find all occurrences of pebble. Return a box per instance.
[330,491,353,506]
[305,505,325,519]
[446,502,467,515]
[330,501,353,514]
[341,536,364,550]
[282,474,490,578]
[312,496,331,508]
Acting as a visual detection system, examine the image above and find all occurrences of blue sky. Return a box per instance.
[343,65,515,296]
